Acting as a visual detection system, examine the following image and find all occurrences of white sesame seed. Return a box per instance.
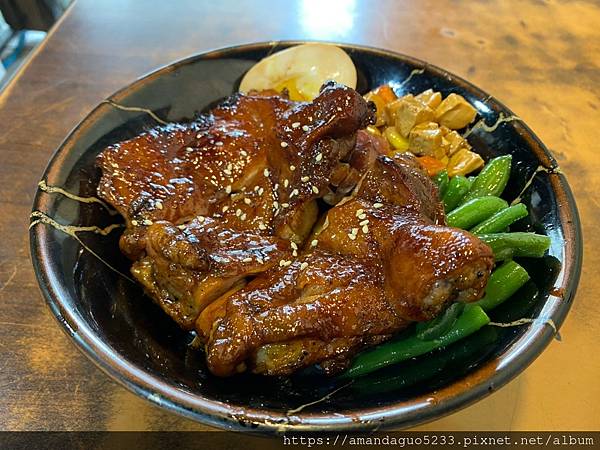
[292,250,298,257]
[373,202,383,208]
[281,202,290,208]
[264,168,270,177]
[258,223,267,230]
[216,141,224,146]
[300,262,309,270]
[355,209,364,217]
[241,213,247,220]
[292,122,300,128]
[196,133,202,139]
[227,163,233,171]
[290,165,296,171]
[242,257,253,263]
[155,201,163,210]
[301,176,310,182]
[311,239,318,247]
[280,142,288,148]
[258,187,264,195]
[302,125,309,131]
[348,233,357,240]
[131,220,139,226]
[236,209,242,217]
[351,227,359,235]
[311,186,319,194]
[290,189,299,197]
[143,219,153,226]
[337,106,342,111]
[315,153,323,162]
[222,205,229,213]
[359,219,369,226]
[177,224,186,230]
[197,216,205,222]
[244,198,252,205]
[240,150,248,156]
[254,185,260,192]
[257,257,264,264]
[358,213,367,220]
[284,179,289,188]
[362,225,369,233]
[274,183,279,190]
[273,201,279,209]
[225,185,232,194]
[291,242,298,250]
[223,169,232,176]
[185,146,194,152]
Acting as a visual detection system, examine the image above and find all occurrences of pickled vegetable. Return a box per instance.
[360,85,483,176]
[446,148,484,177]
[383,126,409,151]
[365,125,382,136]
[409,122,444,158]
[441,128,471,156]
[417,156,446,176]
[434,93,477,129]
[374,85,397,104]
[415,89,442,109]
[390,95,435,137]
[364,91,387,127]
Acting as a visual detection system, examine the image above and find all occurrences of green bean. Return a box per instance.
[341,304,490,378]
[433,170,449,198]
[442,175,471,212]
[462,155,512,203]
[447,196,508,229]
[351,326,498,395]
[416,302,465,340]
[479,232,551,261]
[475,260,530,311]
[470,203,529,234]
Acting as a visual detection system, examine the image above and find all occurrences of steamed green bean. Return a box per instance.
[447,196,508,229]
[462,155,512,203]
[478,232,551,261]
[471,203,528,234]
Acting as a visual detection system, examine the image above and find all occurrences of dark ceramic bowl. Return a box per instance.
[29,41,582,432]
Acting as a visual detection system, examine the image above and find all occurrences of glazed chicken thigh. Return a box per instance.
[204,153,493,376]
[97,82,494,377]
[98,82,372,330]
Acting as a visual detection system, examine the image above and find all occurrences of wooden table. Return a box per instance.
[1,0,598,431]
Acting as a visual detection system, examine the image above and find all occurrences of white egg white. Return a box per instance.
[239,43,357,101]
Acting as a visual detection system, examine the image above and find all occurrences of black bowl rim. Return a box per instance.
[29,40,583,432]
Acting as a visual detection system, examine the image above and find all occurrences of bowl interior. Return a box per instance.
[30,42,581,431]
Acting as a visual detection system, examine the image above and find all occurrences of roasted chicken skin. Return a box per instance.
[97,81,372,258]
[98,82,373,331]
[204,154,493,376]
[97,82,494,377]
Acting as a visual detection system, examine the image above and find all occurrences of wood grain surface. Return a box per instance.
[0,0,598,431]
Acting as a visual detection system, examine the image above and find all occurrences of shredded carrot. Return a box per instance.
[417,156,446,176]
[375,85,397,104]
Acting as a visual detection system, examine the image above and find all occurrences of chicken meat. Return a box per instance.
[97,82,494,377]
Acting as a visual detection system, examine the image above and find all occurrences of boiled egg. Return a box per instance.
[239,44,357,101]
